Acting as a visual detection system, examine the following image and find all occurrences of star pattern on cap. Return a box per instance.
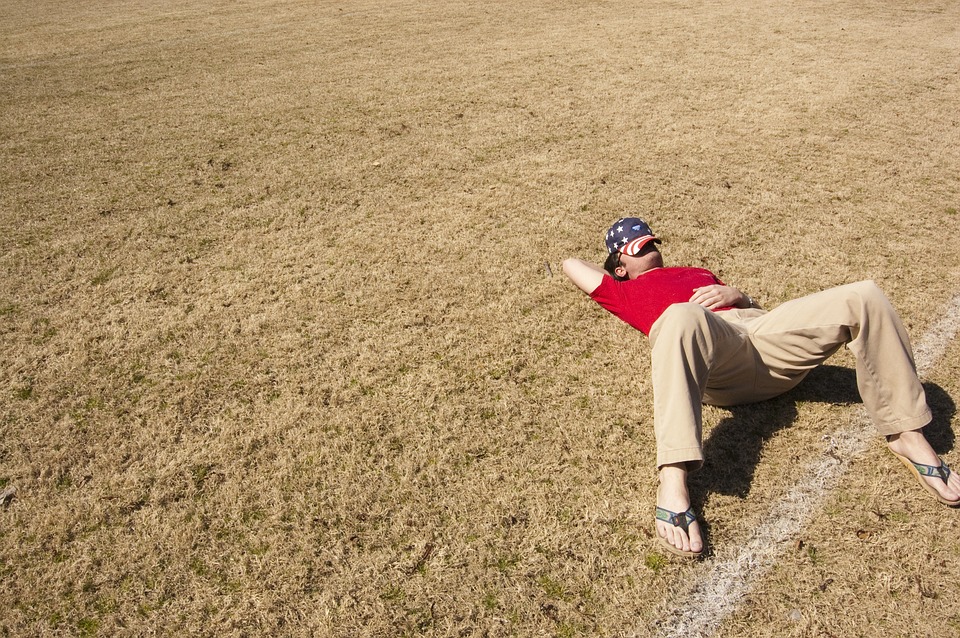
[606,218,656,254]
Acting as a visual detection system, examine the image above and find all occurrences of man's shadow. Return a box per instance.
[687,365,956,502]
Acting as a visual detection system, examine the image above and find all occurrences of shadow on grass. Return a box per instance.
[688,365,956,505]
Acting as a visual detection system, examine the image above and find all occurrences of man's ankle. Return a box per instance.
[658,463,690,497]
[659,462,689,477]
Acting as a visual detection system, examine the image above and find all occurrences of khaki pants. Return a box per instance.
[647,280,931,468]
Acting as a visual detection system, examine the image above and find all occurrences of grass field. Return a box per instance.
[3,0,960,635]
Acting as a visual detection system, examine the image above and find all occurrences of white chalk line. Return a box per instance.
[649,292,960,638]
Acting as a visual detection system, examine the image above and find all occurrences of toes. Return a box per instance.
[930,476,960,503]
[657,522,689,551]
[688,529,703,552]
[657,520,701,552]
[657,522,678,547]
[936,466,960,499]
[674,530,690,552]
[945,473,960,491]
[944,476,960,501]
[686,523,703,552]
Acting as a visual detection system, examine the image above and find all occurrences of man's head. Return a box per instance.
[603,217,663,280]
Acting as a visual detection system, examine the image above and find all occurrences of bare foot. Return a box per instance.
[656,463,704,555]
[887,430,960,504]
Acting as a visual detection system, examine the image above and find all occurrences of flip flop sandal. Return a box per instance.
[655,505,703,558]
[890,450,960,507]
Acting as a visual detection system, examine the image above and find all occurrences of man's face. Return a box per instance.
[615,242,663,280]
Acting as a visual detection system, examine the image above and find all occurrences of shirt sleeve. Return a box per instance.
[588,274,625,315]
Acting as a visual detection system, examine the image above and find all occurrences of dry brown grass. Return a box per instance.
[2,0,960,635]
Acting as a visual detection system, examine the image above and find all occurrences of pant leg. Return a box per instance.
[744,280,931,435]
[649,303,759,469]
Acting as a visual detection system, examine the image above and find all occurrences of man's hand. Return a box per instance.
[689,285,750,310]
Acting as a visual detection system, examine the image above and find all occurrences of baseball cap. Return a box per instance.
[604,217,661,256]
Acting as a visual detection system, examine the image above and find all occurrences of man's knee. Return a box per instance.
[651,303,711,341]
[851,279,883,298]
[847,280,893,311]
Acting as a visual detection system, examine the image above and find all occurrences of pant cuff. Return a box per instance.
[874,409,933,437]
[657,447,704,471]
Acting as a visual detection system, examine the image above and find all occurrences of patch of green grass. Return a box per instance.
[405,606,435,633]
[946,207,957,215]
[823,502,841,517]
[644,553,667,573]
[76,617,99,637]
[494,553,521,572]
[482,591,498,610]
[90,265,119,286]
[190,557,208,577]
[946,615,960,633]
[190,463,214,489]
[889,510,911,524]
[380,584,404,602]
[537,574,568,600]
[241,507,267,523]
[32,318,57,343]
[557,622,585,638]
[95,595,118,615]
[488,363,510,379]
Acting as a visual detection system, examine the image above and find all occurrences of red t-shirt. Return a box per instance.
[589,267,732,335]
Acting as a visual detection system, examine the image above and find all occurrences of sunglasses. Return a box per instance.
[618,242,659,266]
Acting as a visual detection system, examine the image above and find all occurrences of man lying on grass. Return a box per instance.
[563,217,960,557]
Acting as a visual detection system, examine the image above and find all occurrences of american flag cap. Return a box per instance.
[604,217,661,255]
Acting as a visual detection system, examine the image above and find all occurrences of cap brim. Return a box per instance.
[621,235,660,256]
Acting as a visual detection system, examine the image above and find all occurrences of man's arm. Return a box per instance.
[689,285,760,310]
[562,258,606,294]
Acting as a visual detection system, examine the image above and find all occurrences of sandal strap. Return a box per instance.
[655,506,696,535]
[913,458,952,484]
